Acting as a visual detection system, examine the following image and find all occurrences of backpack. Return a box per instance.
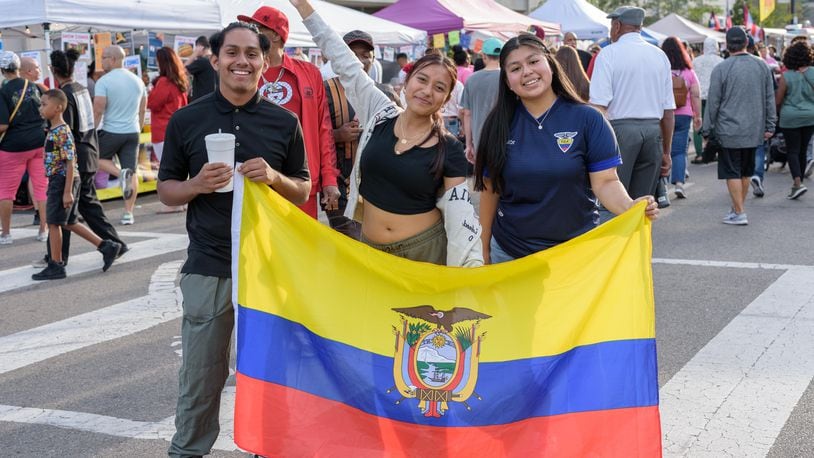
[672,71,688,107]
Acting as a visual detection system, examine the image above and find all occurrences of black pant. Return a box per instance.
[782,125,814,180]
[47,172,125,263]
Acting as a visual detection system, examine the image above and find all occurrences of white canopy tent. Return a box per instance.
[0,0,223,34]
[217,0,427,47]
[648,13,725,44]
[529,0,610,40]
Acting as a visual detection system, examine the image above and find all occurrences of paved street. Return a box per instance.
[1,160,812,457]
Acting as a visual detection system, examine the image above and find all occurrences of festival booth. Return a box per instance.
[648,13,725,45]
[0,0,224,200]
[529,0,609,41]
[373,0,560,48]
[218,0,427,47]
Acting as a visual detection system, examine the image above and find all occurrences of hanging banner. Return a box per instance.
[460,34,472,49]
[448,30,461,46]
[759,0,776,22]
[147,32,164,70]
[73,60,89,88]
[61,32,92,62]
[473,39,484,53]
[174,35,196,60]
[432,33,445,49]
[93,32,111,65]
[383,47,395,62]
[114,31,134,56]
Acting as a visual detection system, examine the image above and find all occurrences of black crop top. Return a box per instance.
[359,117,468,215]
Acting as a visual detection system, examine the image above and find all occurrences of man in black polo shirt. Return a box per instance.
[158,22,310,458]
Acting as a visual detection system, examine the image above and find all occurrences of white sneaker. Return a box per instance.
[722,212,748,225]
[36,231,48,242]
[0,233,12,245]
[121,212,135,225]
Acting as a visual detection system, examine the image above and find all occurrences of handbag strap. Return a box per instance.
[0,78,30,144]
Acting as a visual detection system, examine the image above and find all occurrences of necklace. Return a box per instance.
[261,67,285,92]
[394,117,433,155]
[531,98,557,130]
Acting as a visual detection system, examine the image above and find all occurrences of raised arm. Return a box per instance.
[289,0,393,125]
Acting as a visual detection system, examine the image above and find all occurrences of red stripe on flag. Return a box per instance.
[234,373,662,457]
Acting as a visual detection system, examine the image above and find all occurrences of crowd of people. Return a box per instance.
[1,1,813,455]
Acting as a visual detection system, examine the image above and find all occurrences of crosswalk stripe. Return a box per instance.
[660,267,814,456]
[0,261,183,375]
[0,232,188,294]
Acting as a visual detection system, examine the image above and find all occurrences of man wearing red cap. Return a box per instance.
[238,6,339,218]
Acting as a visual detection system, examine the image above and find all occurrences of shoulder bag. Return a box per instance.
[0,78,30,145]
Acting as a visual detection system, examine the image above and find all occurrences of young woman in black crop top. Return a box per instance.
[291,0,469,265]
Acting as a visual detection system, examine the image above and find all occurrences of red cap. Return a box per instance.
[238,6,289,44]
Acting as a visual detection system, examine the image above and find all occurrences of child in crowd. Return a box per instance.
[32,89,122,280]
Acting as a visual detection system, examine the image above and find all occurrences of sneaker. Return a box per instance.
[674,184,686,199]
[750,176,764,197]
[32,254,49,268]
[117,244,129,259]
[36,230,48,242]
[32,210,40,226]
[32,260,66,281]
[787,185,808,200]
[722,212,748,225]
[121,212,135,225]
[120,168,135,200]
[656,177,670,208]
[0,234,12,245]
[98,239,123,272]
[805,159,814,178]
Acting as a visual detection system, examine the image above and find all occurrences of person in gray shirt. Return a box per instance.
[702,27,776,226]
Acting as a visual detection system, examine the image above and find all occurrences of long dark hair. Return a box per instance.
[661,36,693,70]
[474,34,583,194]
[155,47,188,93]
[554,45,590,102]
[49,48,80,79]
[403,53,458,179]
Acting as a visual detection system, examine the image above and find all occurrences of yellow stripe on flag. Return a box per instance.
[237,178,655,362]
[760,0,776,22]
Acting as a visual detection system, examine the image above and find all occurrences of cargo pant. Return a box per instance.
[168,274,233,458]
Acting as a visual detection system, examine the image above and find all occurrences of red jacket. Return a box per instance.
[147,76,187,143]
[260,54,338,197]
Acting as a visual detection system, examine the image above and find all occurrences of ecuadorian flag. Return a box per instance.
[231,177,661,456]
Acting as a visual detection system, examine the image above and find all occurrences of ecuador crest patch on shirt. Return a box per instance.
[554,131,578,153]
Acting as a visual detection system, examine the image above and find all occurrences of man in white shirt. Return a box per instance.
[589,6,675,203]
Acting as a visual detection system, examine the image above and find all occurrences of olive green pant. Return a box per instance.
[168,274,233,458]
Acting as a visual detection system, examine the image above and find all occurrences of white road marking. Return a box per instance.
[0,261,183,375]
[660,267,814,457]
[653,257,812,271]
[0,232,188,294]
[0,387,238,452]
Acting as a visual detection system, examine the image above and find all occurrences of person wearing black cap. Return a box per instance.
[702,26,776,225]
[321,29,381,238]
[589,6,676,211]
[238,5,340,220]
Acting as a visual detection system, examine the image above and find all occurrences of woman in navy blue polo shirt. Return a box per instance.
[474,34,659,264]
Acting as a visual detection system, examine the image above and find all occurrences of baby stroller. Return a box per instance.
[766,131,787,170]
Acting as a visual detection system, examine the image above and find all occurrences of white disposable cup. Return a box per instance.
[205,132,235,192]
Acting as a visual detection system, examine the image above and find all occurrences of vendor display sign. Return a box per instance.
[124,54,142,79]
[94,32,112,64]
[114,31,134,55]
[62,32,92,61]
[147,32,163,70]
[174,35,196,59]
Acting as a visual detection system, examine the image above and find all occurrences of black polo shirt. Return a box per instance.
[158,89,310,278]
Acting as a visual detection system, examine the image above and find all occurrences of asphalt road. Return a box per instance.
[0,158,812,457]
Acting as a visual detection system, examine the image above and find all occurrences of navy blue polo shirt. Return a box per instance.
[492,100,621,258]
